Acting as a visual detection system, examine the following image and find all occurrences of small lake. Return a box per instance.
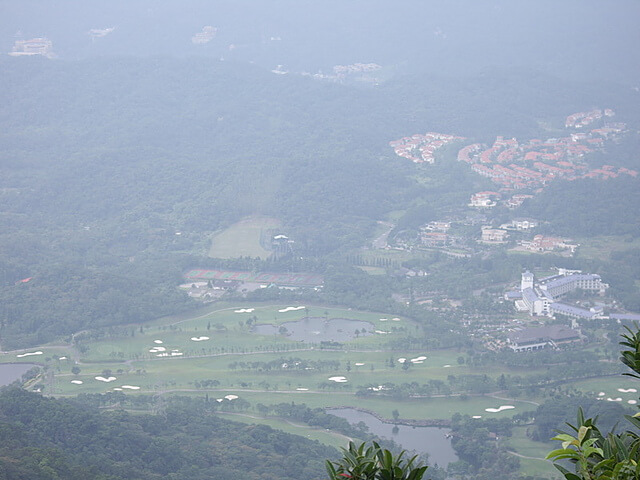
[253,317,374,343]
[328,408,459,468]
[0,363,37,386]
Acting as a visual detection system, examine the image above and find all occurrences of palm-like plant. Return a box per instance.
[547,325,640,479]
[326,441,428,480]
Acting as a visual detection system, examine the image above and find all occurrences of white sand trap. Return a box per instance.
[235,308,255,313]
[191,336,210,342]
[411,360,424,364]
[71,380,83,385]
[485,405,515,413]
[629,400,638,405]
[296,387,309,391]
[157,353,169,357]
[95,376,117,382]
[149,346,166,353]
[216,398,223,402]
[121,385,140,390]
[606,398,622,402]
[154,340,163,344]
[311,331,321,335]
[224,395,238,400]
[443,364,452,368]
[397,358,407,363]
[472,415,482,419]
[375,330,389,334]
[59,356,67,360]
[328,376,348,383]
[392,317,401,322]
[171,352,183,356]
[379,318,388,322]
[598,392,606,396]
[618,388,638,393]
[16,351,43,358]
[355,362,365,366]
[411,356,427,363]
[113,388,123,391]
[278,306,305,313]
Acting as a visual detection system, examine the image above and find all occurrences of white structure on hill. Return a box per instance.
[511,269,607,319]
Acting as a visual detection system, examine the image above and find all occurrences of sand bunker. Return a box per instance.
[629,400,638,405]
[328,376,348,383]
[375,330,389,334]
[370,385,387,392]
[191,336,210,342]
[16,351,43,358]
[392,317,401,322]
[598,392,606,396]
[71,380,83,385]
[95,376,117,382]
[216,398,223,402]
[149,346,166,353]
[296,387,309,391]
[58,356,67,360]
[113,388,123,391]
[156,353,169,357]
[618,388,638,393]
[485,405,515,413]
[607,397,623,402]
[355,362,365,366]
[411,356,427,363]
[278,306,305,313]
[224,394,238,400]
[121,385,140,390]
[472,415,482,419]
[235,308,255,313]
[154,340,163,344]
[379,318,388,322]
[171,352,183,356]
[443,364,452,368]
[397,358,407,363]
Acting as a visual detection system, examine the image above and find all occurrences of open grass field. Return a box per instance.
[576,235,640,261]
[504,427,560,479]
[208,215,281,259]
[216,412,353,448]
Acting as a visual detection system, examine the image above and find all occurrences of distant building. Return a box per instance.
[9,38,53,57]
[421,232,448,247]
[469,191,501,208]
[500,218,539,231]
[511,270,608,318]
[520,235,578,254]
[480,227,508,244]
[507,325,581,352]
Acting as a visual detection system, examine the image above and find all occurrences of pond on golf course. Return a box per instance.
[253,317,375,343]
[327,408,459,468]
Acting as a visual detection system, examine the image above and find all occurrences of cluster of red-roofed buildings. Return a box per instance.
[455,112,635,195]
[565,108,614,128]
[389,132,465,163]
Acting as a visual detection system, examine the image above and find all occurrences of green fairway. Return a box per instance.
[208,216,282,259]
[216,412,353,448]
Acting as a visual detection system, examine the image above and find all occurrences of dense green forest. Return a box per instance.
[0,387,335,480]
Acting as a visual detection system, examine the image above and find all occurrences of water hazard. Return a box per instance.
[328,408,459,467]
[0,363,37,386]
[253,316,374,343]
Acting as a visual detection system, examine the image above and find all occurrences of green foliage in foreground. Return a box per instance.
[547,326,640,479]
[326,441,428,480]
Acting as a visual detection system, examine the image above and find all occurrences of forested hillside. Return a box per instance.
[0,388,334,479]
